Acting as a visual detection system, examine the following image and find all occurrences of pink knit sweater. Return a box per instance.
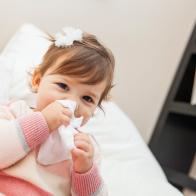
[0,100,107,196]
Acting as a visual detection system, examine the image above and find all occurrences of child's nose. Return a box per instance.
[66,94,78,103]
[65,94,81,117]
[74,104,82,118]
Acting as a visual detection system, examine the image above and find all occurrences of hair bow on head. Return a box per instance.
[54,27,83,47]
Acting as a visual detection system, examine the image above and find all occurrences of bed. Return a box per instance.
[0,23,183,196]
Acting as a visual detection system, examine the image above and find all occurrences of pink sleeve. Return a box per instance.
[17,112,49,149]
[0,112,49,169]
[71,164,108,196]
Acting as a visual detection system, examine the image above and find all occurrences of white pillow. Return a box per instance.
[0,56,13,103]
[0,23,51,102]
[0,23,182,196]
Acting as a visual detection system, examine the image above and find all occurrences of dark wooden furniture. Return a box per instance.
[149,23,196,192]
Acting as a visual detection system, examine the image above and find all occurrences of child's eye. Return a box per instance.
[56,83,69,91]
[83,96,94,104]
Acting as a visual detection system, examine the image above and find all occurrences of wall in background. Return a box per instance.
[0,0,195,142]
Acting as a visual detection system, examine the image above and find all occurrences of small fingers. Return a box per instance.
[60,114,71,127]
[72,147,86,157]
[60,106,73,126]
[74,133,91,144]
[62,107,73,118]
[72,147,93,161]
[74,140,92,153]
[74,133,94,155]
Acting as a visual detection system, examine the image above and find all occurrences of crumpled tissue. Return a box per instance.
[37,99,83,165]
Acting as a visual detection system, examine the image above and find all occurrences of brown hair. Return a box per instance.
[33,32,115,108]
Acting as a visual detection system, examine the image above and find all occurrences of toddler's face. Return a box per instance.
[32,68,106,125]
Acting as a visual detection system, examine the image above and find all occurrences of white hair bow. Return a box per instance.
[54,27,83,47]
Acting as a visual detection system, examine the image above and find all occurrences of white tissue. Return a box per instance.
[37,100,83,165]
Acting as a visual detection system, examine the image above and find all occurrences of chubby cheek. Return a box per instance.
[36,91,59,111]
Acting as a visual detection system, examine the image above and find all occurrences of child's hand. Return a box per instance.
[71,132,94,173]
[41,101,72,133]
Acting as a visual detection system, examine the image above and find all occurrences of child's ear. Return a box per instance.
[31,69,42,92]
